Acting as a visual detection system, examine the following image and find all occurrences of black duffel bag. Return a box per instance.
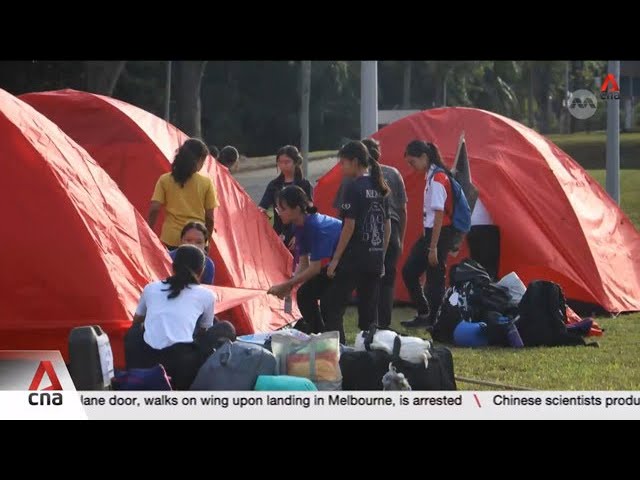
[340,327,456,391]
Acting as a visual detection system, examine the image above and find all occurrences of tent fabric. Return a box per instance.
[0,89,267,367]
[22,89,299,333]
[314,107,640,313]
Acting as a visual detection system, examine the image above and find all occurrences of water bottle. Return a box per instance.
[506,321,524,348]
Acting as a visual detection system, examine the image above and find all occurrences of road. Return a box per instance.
[235,157,337,203]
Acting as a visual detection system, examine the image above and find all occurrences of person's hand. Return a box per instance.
[380,264,386,278]
[398,238,404,254]
[267,283,291,299]
[327,259,339,278]
[428,248,438,267]
[288,236,296,251]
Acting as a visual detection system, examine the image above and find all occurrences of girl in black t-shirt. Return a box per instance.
[258,145,313,259]
[325,141,391,340]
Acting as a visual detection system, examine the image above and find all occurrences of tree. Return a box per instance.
[86,61,126,95]
[173,61,208,138]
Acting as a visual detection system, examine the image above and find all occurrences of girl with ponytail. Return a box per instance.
[131,244,216,389]
[401,140,455,329]
[267,186,343,336]
[148,138,219,250]
[258,145,313,257]
[323,140,392,341]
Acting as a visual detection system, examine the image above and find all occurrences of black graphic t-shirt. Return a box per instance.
[339,175,389,274]
[259,177,313,241]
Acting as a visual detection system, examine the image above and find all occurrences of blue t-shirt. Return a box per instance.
[169,249,215,285]
[295,213,342,265]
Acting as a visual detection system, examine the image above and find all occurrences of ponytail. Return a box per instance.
[171,138,209,187]
[369,156,390,196]
[162,245,205,299]
[362,137,388,196]
[294,164,303,182]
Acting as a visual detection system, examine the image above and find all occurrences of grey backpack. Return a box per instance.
[190,340,276,390]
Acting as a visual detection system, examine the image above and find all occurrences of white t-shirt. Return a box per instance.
[135,280,215,350]
[471,198,494,226]
[423,165,449,228]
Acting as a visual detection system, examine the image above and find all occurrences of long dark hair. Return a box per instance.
[362,138,381,162]
[338,140,390,196]
[171,138,209,187]
[276,145,303,182]
[162,244,205,299]
[277,185,318,214]
[218,145,239,168]
[405,140,451,174]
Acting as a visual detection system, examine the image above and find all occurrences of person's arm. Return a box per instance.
[147,201,162,230]
[268,256,321,298]
[395,169,408,249]
[148,176,166,230]
[133,287,147,324]
[383,218,391,256]
[258,182,275,214]
[327,218,355,277]
[205,209,214,238]
[195,290,216,335]
[204,180,218,236]
[398,205,407,250]
[428,173,448,266]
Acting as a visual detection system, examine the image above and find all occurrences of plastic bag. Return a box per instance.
[270,331,342,390]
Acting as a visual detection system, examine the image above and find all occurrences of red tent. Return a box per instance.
[314,107,640,313]
[0,89,264,366]
[22,89,298,333]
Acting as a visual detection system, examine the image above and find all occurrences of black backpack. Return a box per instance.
[517,280,585,347]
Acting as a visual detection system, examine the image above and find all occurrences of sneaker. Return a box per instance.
[401,314,431,329]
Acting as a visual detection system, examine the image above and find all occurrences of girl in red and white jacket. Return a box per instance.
[401,140,455,329]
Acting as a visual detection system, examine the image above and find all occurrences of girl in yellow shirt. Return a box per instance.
[148,138,219,250]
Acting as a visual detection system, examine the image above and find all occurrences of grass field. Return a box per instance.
[341,165,640,390]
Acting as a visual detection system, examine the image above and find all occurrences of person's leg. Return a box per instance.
[296,272,331,334]
[320,268,356,345]
[401,233,431,327]
[467,225,501,280]
[357,273,381,331]
[425,227,454,326]
[158,343,202,390]
[378,221,400,328]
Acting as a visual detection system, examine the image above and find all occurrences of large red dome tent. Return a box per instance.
[0,89,263,367]
[314,107,640,313]
[22,89,298,334]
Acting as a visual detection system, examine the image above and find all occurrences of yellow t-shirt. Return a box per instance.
[152,172,219,247]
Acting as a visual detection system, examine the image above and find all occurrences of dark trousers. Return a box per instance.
[296,268,381,344]
[125,323,205,390]
[402,226,453,322]
[466,225,500,280]
[378,220,401,328]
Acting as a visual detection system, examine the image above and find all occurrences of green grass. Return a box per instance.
[340,167,639,391]
[547,131,640,169]
[341,308,640,390]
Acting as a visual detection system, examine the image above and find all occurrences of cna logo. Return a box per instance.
[600,73,620,100]
[0,351,75,391]
[568,89,598,120]
[29,361,62,390]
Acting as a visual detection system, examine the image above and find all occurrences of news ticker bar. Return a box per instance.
[1,391,640,420]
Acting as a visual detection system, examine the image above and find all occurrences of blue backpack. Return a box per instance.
[429,167,471,234]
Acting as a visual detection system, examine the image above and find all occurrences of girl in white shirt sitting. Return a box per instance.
[132,244,216,389]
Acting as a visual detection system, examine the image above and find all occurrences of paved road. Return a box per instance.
[235,157,337,204]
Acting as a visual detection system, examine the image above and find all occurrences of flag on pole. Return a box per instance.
[451,131,478,212]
